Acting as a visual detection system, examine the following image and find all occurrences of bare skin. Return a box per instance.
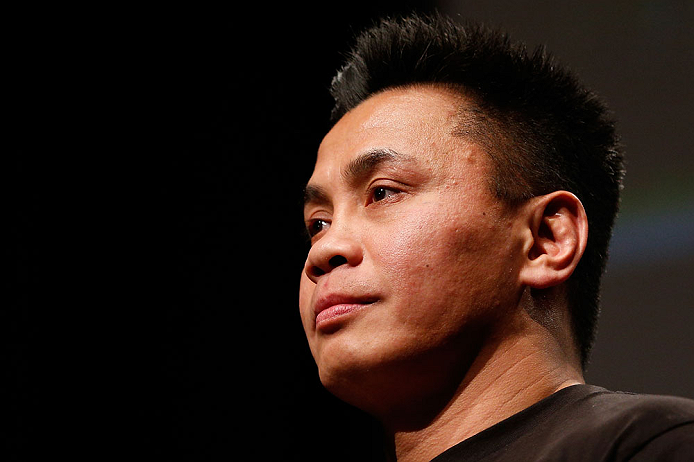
[299,86,587,461]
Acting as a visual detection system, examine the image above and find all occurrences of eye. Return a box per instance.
[371,186,400,203]
[306,218,330,238]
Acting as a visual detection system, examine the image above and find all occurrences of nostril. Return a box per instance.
[308,255,350,279]
[329,255,348,268]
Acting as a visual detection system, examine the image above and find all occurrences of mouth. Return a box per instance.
[314,294,378,330]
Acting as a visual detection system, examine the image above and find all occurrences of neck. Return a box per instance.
[385,312,584,462]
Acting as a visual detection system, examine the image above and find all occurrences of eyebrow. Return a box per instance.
[303,148,416,209]
[341,148,415,185]
[303,184,330,209]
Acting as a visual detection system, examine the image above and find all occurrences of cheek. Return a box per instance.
[299,272,316,335]
[373,203,508,324]
[377,204,484,279]
[299,271,312,311]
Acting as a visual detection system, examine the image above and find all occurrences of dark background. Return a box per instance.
[8,1,692,459]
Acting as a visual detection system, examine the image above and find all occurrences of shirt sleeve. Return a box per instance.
[628,422,694,462]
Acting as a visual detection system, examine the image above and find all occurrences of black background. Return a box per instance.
[8,2,433,460]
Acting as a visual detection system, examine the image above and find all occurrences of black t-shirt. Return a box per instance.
[432,384,694,461]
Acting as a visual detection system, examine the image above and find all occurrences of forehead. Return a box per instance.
[315,86,471,173]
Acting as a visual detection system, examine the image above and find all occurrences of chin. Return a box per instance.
[318,364,393,417]
[313,339,395,406]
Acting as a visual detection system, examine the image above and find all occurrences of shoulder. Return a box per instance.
[628,422,694,462]
[434,385,694,462]
[559,386,694,460]
[582,387,694,427]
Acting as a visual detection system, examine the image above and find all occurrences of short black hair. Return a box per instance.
[329,13,625,369]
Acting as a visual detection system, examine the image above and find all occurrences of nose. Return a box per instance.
[304,225,363,282]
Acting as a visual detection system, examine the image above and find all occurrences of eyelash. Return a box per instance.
[367,182,406,205]
[306,218,330,239]
[369,185,399,204]
[305,185,404,239]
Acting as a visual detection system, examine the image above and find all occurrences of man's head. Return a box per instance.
[299,14,624,414]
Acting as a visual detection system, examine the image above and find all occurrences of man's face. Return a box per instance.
[299,86,524,410]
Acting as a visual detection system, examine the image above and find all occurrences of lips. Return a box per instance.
[314,293,377,329]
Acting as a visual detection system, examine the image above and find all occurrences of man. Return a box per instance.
[299,13,694,461]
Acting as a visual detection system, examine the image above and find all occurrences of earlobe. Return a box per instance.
[519,191,588,289]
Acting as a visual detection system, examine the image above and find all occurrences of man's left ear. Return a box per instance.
[518,191,588,290]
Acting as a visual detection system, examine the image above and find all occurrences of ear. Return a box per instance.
[518,191,588,290]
